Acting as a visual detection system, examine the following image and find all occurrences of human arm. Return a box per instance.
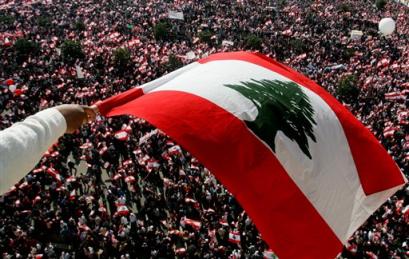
[0,105,97,194]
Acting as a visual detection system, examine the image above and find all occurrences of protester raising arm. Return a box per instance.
[0,104,97,194]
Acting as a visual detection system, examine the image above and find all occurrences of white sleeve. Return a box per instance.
[0,108,67,194]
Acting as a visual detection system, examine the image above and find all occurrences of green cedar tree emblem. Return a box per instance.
[224,79,317,159]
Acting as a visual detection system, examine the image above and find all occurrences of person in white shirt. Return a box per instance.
[0,104,98,194]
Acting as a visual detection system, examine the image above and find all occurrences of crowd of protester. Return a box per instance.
[0,0,408,258]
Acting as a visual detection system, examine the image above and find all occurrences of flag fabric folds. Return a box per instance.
[96,51,406,259]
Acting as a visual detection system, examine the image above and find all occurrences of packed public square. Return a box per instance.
[0,0,408,258]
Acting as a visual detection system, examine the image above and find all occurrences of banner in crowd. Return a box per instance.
[350,30,363,40]
[222,40,234,46]
[96,51,407,259]
[168,10,184,21]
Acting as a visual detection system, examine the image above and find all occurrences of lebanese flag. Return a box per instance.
[125,175,136,183]
[115,204,130,217]
[377,58,390,68]
[69,189,76,200]
[99,146,108,155]
[168,145,182,156]
[384,91,405,101]
[219,218,229,227]
[122,159,133,166]
[139,129,159,144]
[80,142,93,149]
[78,222,91,232]
[122,38,141,48]
[146,158,160,171]
[107,32,121,42]
[180,217,201,231]
[46,167,62,184]
[33,165,46,173]
[113,174,122,181]
[383,126,398,138]
[96,52,406,258]
[185,197,198,204]
[66,176,76,183]
[185,197,200,209]
[228,230,241,244]
[19,181,29,189]
[114,130,129,141]
[33,196,41,203]
[175,247,186,255]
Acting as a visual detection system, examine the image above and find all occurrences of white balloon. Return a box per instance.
[379,18,396,36]
[9,84,16,92]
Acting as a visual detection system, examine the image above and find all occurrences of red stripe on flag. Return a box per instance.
[104,90,342,258]
[97,87,144,115]
[199,51,405,195]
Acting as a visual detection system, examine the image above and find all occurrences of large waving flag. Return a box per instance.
[97,52,406,258]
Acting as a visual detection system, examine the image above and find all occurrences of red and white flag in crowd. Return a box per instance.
[33,196,41,204]
[69,189,76,200]
[66,176,76,183]
[33,165,46,173]
[383,125,398,138]
[80,142,93,149]
[115,203,130,217]
[139,129,159,144]
[174,247,186,255]
[184,197,198,204]
[78,222,90,232]
[219,218,229,227]
[96,52,407,258]
[180,217,201,231]
[99,146,108,155]
[46,167,62,184]
[122,159,133,166]
[185,197,200,209]
[19,181,29,190]
[146,158,160,171]
[384,91,406,101]
[122,38,141,48]
[113,173,122,181]
[168,145,182,156]
[377,58,390,68]
[114,130,129,141]
[228,230,241,244]
[125,175,135,183]
[107,32,122,43]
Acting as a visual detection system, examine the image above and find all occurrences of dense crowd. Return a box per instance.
[0,0,408,258]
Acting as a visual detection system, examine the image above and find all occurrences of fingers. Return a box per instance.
[83,108,95,123]
[82,105,99,123]
[56,104,101,134]
[90,105,100,116]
